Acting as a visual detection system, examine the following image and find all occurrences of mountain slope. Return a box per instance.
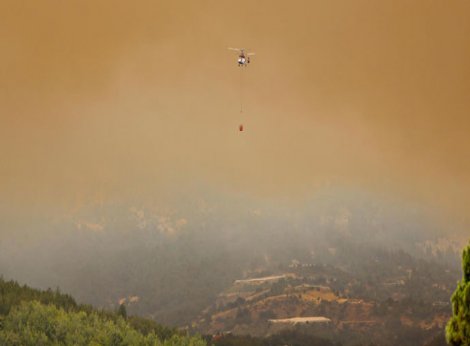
[0,277,206,346]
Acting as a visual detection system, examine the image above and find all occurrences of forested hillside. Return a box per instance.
[0,278,206,346]
[0,191,465,345]
[0,190,463,326]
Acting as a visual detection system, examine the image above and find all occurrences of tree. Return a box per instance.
[0,300,207,346]
[118,303,128,320]
[446,242,470,345]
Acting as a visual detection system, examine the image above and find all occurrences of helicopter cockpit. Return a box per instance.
[238,56,247,66]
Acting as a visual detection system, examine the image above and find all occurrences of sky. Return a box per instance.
[1,0,470,229]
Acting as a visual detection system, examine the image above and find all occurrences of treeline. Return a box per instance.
[0,277,206,346]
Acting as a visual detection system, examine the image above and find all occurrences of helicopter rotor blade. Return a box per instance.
[228,47,241,51]
[247,53,256,56]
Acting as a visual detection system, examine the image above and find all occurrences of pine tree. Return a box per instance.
[446,242,470,345]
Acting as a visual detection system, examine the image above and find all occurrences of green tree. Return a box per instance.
[0,301,206,346]
[446,242,470,345]
[118,303,127,320]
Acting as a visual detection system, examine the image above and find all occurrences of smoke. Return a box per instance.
[1,0,470,228]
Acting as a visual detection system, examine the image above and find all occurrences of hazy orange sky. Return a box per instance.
[1,0,470,224]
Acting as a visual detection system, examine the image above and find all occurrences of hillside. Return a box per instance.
[195,244,456,346]
[0,190,463,327]
[0,277,206,346]
[0,192,464,345]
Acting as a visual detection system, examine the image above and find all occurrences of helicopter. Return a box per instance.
[228,48,255,67]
